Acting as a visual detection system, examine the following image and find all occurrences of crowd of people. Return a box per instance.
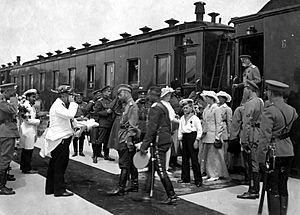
[0,54,298,214]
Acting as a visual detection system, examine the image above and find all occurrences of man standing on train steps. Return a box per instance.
[0,83,19,195]
[258,80,298,215]
[233,55,261,89]
[93,85,115,161]
[108,84,139,196]
[237,80,263,200]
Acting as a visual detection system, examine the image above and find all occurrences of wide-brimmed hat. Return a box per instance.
[200,90,219,103]
[51,85,75,95]
[160,86,174,98]
[179,98,193,106]
[217,91,232,103]
[23,89,37,97]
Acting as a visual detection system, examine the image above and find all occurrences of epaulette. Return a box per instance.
[151,102,157,107]
[99,98,104,101]
[251,65,256,68]
[129,101,133,106]
[264,100,274,108]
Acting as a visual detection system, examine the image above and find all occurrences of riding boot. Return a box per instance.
[125,179,139,192]
[108,169,128,196]
[252,172,260,195]
[267,193,280,215]
[0,171,15,195]
[280,196,288,215]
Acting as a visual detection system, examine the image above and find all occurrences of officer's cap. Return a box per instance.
[239,54,251,59]
[100,85,111,93]
[179,98,194,106]
[0,83,17,91]
[92,89,101,95]
[265,80,289,92]
[23,88,37,97]
[138,87,147,95]
[244,80,259,91]
[148,86,161,96]
[117,84,132,93]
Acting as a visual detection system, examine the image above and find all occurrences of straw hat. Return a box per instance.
[200,90,219,103]
[217,91,232,103]
[160,86,174,98]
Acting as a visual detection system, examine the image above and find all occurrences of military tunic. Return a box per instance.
[136,98,151,141]
[242,63,261,86]
[0,100,19,172]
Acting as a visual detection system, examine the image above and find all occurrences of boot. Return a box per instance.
[280,196,288,215]
[108,169,128,196]
[267,193,280,215]
[0,171,15,195]
[125,180,139,192]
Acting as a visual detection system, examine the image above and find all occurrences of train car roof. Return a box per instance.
[230,0,300,24]
[1,20,233,70]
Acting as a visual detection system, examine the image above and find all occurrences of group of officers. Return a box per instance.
[0,54,298,214]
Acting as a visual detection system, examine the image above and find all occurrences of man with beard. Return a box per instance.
[108,84,139,196]
[0,83,19,195]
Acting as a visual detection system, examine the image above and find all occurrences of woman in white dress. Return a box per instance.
[201,91,229,181]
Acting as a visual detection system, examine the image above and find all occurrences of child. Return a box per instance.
[178,99,203,187]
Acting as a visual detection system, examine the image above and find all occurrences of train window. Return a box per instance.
[21,75,25,91]
[68,68,76,88]
[87,65,95,89]
[39,73,45,91]
[184,54,196,84]
[104,62,114,86]
[13,76,17,84]
[29,74,34,89]
[53,71,59,89]
[128,59,140,86]
[155,55,170,86]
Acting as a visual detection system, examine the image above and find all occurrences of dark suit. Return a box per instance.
[141,102,176,199]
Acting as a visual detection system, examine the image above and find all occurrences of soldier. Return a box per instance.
[86,89,102,163]
[44,85,78,197]
[237,80,263,199]
[19,88,40,174]
[135,87,151,141]
[0,83,19,195]
[93,86,115,161]
[108,84,139,196]
[233,55,261,89]
[140,86,178,205]
[258,80,298,215]
[72,93,87,157]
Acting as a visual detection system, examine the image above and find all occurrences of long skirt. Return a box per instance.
[202,142,229,178]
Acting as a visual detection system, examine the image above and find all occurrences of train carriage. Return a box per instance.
[231,0,300,177]
[0,2,234,109]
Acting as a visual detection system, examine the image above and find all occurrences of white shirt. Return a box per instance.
[40,98,78,157]
[178,114,203,141]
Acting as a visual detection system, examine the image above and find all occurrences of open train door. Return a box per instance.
[233,34,264,108]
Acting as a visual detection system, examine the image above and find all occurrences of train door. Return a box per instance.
[239,34,264,85]
[233,34,264,107]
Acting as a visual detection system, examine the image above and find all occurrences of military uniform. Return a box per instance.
[141,101,177,203]
[109,85,139,196]
[93,86,115,161]
[258,80,298,215]
[136,97,151,141]
[0,83,19,195]
[237,81,263,199]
